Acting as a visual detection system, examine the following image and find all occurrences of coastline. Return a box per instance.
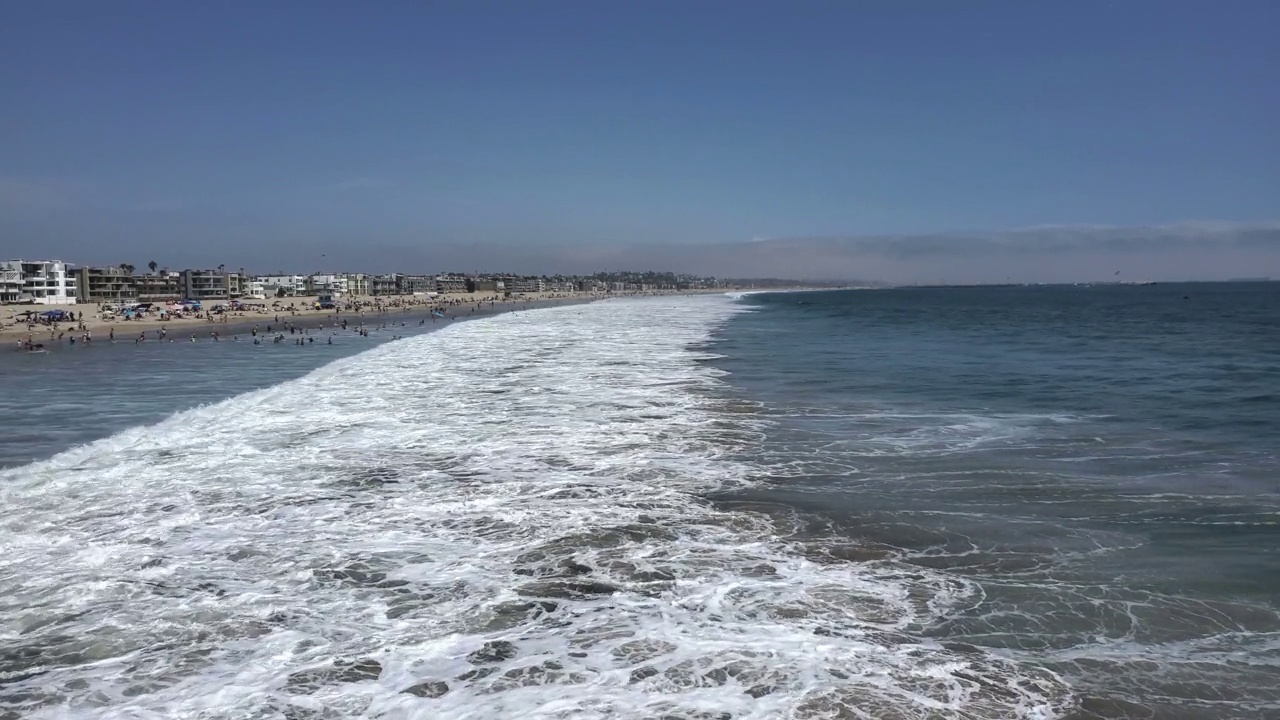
[1,289,722,357]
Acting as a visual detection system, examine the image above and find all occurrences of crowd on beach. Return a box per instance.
[4,287,708,353]
[7,292,551,353]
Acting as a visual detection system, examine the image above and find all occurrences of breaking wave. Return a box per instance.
[0,296,1073,719]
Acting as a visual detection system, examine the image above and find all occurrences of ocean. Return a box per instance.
[1,285,1277,719]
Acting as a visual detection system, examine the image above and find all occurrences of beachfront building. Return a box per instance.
[402,275,434,294]
[510,277,545,294]
[370,274,402,296]
[1,264,23,304]
[257,275,307,297]
[468,277,499,293]
[243,278,266,299]
[136,272,181,302]
[226,271,247,299]
[0,260,76,305]
[434,275,467,294]
[70,266,137,304]
[180,269,231,301]
[306,274,349,296]
[344,273,370,297]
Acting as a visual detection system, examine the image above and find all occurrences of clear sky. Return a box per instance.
[2,1,1277,280]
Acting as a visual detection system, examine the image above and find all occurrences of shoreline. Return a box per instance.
[1,289,721,357]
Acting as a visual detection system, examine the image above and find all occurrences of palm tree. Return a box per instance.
[148,260,158,275]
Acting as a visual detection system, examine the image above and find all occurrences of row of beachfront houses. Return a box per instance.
[0,260,674,305]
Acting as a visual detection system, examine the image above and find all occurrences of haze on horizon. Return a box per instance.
[2,1,1277,284]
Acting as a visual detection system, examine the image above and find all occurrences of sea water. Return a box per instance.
[0,286,1276,719]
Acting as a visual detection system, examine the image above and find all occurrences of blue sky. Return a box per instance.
[1,1,1277,279]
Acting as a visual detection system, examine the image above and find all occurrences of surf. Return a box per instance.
[0,295,1073,719]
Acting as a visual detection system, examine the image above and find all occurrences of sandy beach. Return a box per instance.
[1,289,716,348]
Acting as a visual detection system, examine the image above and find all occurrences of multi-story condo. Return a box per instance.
[256,275,307,297]
[243,278,266,299]
[0,264,22,304]
[306,274,349,296]
[344,273,370,296]
[180,269,230,301]
[69,266,137,303]
[0,260,76,305]
[136,272,181,302]
[511,277,545,294]
[370,274,402,296]
[434,275,468,294]
[401,275,434,294]
[226,271,246,299]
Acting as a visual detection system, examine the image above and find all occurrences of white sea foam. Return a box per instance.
[0,296,1073,719]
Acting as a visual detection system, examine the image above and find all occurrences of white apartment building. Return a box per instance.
[244,279,266,299]
[0,260,76,305]
[256,275,307,297]
[306,274,349,296]
[0,264,21,304]
[344,273,370,296]
[511,277,545,294]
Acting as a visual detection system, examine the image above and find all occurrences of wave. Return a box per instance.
[0,296,1073,719]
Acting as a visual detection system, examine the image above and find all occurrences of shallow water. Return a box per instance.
[0,310,488,469]
[1,286,1277,718]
